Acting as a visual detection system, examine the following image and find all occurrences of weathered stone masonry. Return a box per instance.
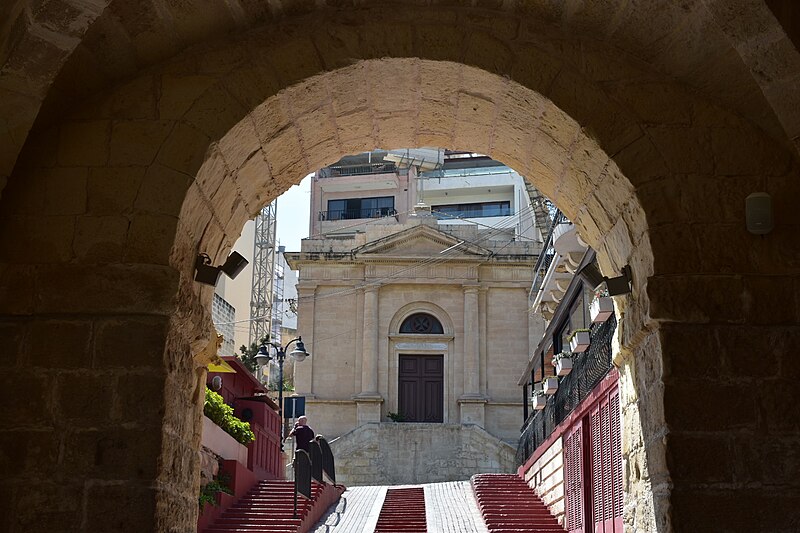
[1,2,799,532]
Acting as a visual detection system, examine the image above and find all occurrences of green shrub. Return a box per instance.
[204,388,255,445]
[198,472,233,509]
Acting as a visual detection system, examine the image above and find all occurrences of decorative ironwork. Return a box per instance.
[400,313,444,334]
[516,315,617,466]
[529,209,567,297]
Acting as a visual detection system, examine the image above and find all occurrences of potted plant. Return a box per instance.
[387,411,406,423]
[590,287,614,323]
[543,376,559,395]
[552,351,573,376]
[568,328,591,353]
[531,389,547,410]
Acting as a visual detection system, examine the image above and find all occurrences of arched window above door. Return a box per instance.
[399,313,444,334]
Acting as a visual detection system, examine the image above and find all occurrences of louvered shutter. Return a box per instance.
[589,385,624,533]
[590,405,604,533]
[564,423,584,533]
[602,399,613,531]
[610,389,624,531]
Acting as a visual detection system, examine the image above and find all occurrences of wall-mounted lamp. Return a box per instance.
[194,251,249,286]
[746,192,773,235]
[577,262,633,296]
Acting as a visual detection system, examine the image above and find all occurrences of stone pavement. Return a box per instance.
[310,481,488,533]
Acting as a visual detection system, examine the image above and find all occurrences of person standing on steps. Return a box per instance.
[287,415,315,452]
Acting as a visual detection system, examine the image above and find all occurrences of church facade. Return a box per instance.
[285,151,544,483]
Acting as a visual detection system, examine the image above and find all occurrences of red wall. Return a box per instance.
[207,357,283,479]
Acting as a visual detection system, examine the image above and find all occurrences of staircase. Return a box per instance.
[471,474,566,533]
[203,479,341,533]
[374,487,427,532]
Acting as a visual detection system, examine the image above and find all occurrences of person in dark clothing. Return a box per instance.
[287,415,315,452]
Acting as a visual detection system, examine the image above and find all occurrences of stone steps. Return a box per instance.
[471,473,567,533]
[374,487,427,532]
[202,479,336,533]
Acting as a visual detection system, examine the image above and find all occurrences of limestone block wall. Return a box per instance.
[305,400,358,441]
[522,437,565,526]
[3,3,800,525]
[330,423,517,486]
[484,403,525,445]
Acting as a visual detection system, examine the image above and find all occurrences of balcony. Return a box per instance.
[318,161,397,178]
[529,210,588,320]
[516,315,616,466]
[318,207,398,221]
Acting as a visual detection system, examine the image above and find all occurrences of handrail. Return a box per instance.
[292,436,339,517]
[516,315,616,466]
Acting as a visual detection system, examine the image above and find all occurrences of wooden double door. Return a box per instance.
[398,355,443,422]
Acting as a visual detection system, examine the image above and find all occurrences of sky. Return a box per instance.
[274,173,312,252]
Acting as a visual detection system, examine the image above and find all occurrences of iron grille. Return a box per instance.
[529,209,566,296]
[516,314,617,466]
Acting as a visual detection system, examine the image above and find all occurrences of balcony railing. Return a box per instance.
[318,161,397,178]
[319,207,397,221]
[530,209,567,296]
[431,206,513,219]
[516,314,617,466]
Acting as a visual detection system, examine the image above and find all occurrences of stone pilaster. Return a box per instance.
[459,285,486,426]
[294,283,316,397]
[355,286,382,423]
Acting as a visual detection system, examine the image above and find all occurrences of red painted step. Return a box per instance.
[471,474,566,533]
[203,479,339,533]
[374,487,427,533]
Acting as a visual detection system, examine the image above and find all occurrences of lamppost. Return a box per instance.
[254,337,310,451]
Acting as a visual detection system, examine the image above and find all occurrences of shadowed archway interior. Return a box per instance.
[1,3,799,532]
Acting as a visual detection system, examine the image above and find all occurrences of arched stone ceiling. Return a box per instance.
[3,0,800,202]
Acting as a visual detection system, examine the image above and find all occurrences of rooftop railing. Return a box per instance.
[318,161,397,178]
[516,314,617,466]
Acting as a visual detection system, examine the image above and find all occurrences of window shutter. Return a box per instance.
[603,399,615,527]
[610,389,624,530]
[564,423,583,532]
[590,406,604,533]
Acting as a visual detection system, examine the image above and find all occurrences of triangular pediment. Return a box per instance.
[352,224,492,258]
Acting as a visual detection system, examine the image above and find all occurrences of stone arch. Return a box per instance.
[3,0,800,197]
[390,301,455,338]
[0,10,798,533]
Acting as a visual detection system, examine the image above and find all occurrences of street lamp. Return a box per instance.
[254,337,310,451]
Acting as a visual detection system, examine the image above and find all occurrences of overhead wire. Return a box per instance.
[297,201,540,302]
[218,201,546,350]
